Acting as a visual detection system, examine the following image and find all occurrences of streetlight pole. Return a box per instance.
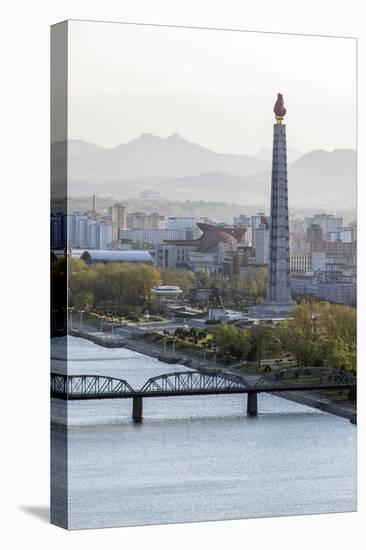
[79,310,84,334]
[163,330,169,356]
[310,312,317,339]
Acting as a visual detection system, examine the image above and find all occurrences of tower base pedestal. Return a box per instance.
[247,300,295,319]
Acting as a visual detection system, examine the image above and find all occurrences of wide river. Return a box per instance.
[51,336,357,530]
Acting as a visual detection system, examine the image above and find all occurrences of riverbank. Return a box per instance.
[69,325,217,368]
[67,325,356,424]
[272,390,357,424]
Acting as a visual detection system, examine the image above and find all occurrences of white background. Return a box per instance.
[1,1,365,549]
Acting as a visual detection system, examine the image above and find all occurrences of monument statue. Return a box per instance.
[209,285,221,307]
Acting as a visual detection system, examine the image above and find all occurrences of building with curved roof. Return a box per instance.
[80,249,153,265]
[165,222,246,253]
[156,222,250,275]
[151,285,183,296]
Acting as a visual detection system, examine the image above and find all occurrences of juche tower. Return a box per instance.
[250,93,295,317]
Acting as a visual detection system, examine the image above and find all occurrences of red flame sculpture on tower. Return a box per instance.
[274,93,286,123]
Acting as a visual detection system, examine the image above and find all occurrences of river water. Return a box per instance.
[51,336,357,529]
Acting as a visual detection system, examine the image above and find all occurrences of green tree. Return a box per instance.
[279,302,356,371]
[214,323,251,360]
[73,291,94,312]
[160,268,195,295]
[248,325,278,367]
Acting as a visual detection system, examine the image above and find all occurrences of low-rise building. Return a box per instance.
[291,276,319,298]
[290,253,312,272]
[119,227,186,246]
[318,282,356,305]
[80,249,153,266]
[291,274,356,305]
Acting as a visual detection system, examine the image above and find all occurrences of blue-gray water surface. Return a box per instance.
[51,336,357,529]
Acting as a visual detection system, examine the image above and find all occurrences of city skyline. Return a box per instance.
[51,202,357,308]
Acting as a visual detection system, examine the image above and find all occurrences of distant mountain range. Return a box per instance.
[58,133,356,211]
[65,133,268,179]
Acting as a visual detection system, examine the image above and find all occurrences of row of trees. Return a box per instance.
[280,302,356,371]
[194,267,267,307]
[174,327,208,342]
[68,258,161,312]
[214,323,281,363]
[214,302,357,371]
[64,258,267,314]
[58,258,356,372]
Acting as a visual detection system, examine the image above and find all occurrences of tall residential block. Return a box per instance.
[109,202,127,241]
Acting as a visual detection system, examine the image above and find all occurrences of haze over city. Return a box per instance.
[68,20,356,154]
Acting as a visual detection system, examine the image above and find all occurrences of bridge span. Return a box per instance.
[51,367,355,422]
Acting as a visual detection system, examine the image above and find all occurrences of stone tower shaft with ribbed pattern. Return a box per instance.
[265,122,293,305]
[247,94,295,318]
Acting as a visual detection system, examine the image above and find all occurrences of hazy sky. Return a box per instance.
[68,20,356,155]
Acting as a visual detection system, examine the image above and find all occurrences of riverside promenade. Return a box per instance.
[69,325,221,370]
[67,320,356,424]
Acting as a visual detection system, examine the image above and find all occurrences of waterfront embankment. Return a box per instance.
[67,324,356,424]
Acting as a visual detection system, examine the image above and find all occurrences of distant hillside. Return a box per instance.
[61,135,356,211]
[288,149,356,210]
[158,171,263,203]
[64,133,269,180]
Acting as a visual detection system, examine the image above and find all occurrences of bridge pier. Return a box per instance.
[132,396,143,422]
[247,391,258,416]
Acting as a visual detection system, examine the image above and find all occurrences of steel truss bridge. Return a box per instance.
[51,367,355,421]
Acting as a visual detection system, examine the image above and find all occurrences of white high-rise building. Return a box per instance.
[250,213,266,247]
[87,220,98,248]
[312,252,326,272]
[305,214,343,237]
[98,223,113,249]
[78,218,88,247]
[252,223,269,264]
[109,202,127,241]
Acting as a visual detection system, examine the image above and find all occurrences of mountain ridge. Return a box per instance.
[55,134,356,211]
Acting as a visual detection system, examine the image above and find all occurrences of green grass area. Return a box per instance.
[81,311,150,327]
[78,313,103,329]
[141,332,224,363]
[75,312,134,331]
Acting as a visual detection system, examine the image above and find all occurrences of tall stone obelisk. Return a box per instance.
[250,93,295,318]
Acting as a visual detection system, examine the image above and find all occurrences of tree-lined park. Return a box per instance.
[52,257,356,373]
